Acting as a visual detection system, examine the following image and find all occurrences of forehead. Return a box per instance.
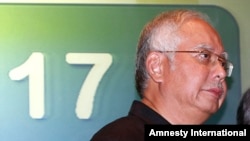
[178,18,224,53]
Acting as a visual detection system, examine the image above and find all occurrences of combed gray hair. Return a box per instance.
[135,9,211,98]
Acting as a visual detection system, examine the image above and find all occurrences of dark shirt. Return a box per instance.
[91,100,170,141]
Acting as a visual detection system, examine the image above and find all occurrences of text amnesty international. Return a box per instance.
[148,128,246,138]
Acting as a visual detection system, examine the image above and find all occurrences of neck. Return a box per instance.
[141,94,211,125]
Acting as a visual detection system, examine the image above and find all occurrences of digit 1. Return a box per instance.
[9,52,45,119]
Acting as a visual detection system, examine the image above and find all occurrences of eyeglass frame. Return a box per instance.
[156,49,234,77]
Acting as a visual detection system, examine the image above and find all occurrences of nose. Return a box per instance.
[214,60,227,80]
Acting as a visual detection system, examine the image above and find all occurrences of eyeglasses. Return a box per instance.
[157,49,234,77]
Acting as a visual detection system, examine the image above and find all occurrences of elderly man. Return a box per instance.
[91,9,233,141]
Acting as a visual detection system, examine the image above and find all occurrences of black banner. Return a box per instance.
[145,125,249,140]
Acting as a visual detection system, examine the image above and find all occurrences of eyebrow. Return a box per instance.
[193,43,213,50]
[221,52,228,59]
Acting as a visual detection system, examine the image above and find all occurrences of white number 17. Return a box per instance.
[9,52,113,119]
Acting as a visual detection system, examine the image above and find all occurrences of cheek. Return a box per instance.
[219,82,227,103]
[175,62,208,86]
[173,62,209,95]
[168,68,205,96]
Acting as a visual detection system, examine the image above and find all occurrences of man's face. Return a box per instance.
[162,19,227,115]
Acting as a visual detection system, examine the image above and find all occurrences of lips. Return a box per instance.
[206,88,223,99]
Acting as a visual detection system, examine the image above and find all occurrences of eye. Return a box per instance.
[218,57,227,68]
[198,50,211,62]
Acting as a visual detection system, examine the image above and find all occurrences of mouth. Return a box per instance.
[206,88,224,99]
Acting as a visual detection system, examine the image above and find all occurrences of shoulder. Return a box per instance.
[91,116,145,141]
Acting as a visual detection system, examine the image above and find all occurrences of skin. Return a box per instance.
[142,18,227,124]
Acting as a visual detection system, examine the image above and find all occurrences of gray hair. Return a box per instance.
[135,9,211,98]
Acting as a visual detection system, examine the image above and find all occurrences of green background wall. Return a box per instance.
[0,4,240,141]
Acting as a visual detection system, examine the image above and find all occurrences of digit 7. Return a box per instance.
[66,53,112,119]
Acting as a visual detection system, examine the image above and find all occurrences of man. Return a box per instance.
[91,9,233,141]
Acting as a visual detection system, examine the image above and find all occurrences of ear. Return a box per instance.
[146,52,164,83]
